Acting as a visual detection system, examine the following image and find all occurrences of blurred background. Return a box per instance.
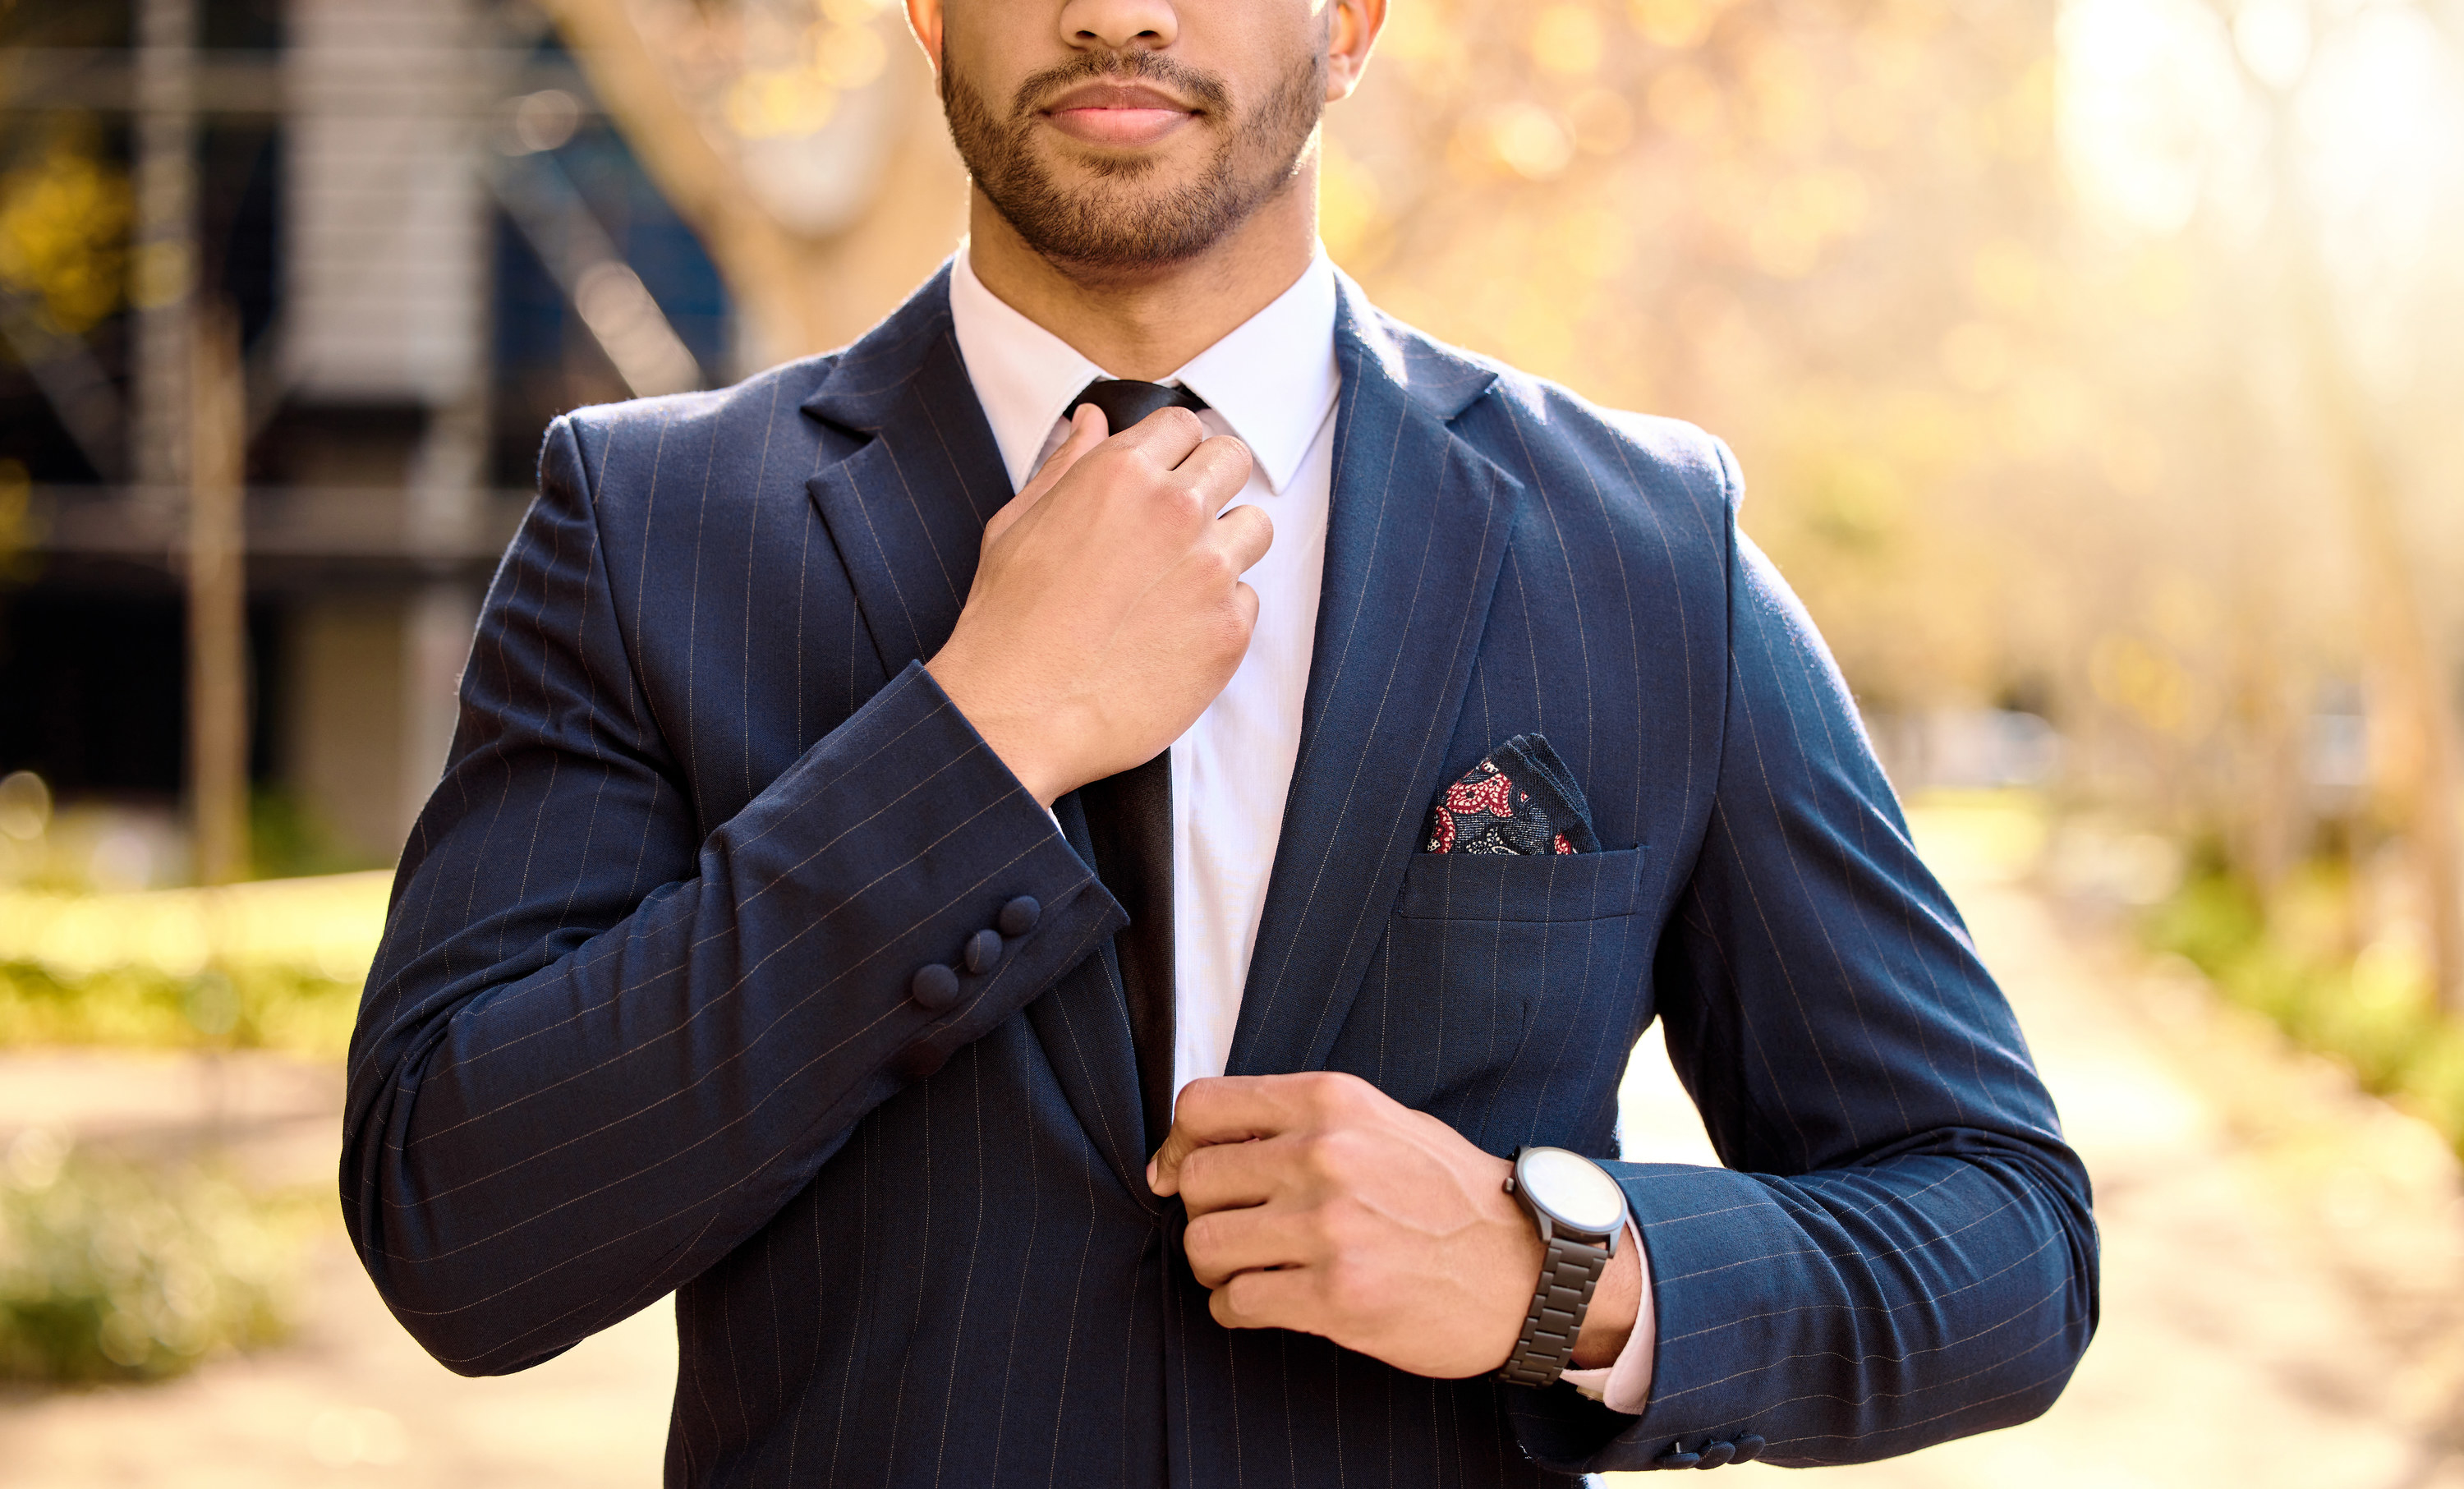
[1,0,2462,1482]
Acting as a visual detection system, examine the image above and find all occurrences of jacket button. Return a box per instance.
[1693,1441,1735,1468]
[964,927,1003,974]
[910,963,960,1011]
[1731,1436,1766,1464]
[894,1042,948,1082]
[998,895,1041,937]
[1654,1448,1701,1470]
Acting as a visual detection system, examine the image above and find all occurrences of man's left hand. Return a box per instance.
[1147,1072,1639,1380]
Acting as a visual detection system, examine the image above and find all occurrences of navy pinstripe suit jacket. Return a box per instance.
[345,266,2097,1485]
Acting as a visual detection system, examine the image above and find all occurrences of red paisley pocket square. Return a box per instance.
[1422,733,1602,856]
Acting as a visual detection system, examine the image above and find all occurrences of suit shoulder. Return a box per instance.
[1506,374,1738,517]
[549,356,839,489]
[1363,306,1742,531]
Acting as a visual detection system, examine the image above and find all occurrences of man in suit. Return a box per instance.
[343,0,2099,1481]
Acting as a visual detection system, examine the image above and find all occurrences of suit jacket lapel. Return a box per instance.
[1227,278,1524,1078]
[802,268,1009,678]
[802,269,1156,1202]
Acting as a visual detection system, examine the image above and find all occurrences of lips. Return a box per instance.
[1040,80,1198,148]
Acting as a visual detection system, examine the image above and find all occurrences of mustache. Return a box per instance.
[1009,50,1233,121]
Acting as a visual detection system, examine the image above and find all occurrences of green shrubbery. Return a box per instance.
[0,959,359,1056]
[0,1133,306,1382]
[2147,866,2464,1156]
[0,910,356,1384]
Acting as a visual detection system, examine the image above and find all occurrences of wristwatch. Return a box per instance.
[1494,1146,1630,1388]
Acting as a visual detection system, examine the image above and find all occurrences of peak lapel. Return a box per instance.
[1226,286,1524,1079]
[802,267,1010,678]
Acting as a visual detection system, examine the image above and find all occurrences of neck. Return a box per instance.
[964,162,1321,382]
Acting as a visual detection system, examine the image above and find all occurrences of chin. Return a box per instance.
[1036,135,1198,185]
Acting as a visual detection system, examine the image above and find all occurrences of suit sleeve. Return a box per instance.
[1511,457,2099,1469]
[340,416,1124,1376]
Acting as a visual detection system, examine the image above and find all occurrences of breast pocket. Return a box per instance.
[1338,848,1648,1143]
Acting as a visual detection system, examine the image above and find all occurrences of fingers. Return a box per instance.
[985,403,1107,549]
[1147,1126,1200,1196]
[1209,503,1274,576]
[1101,408,1247,517]
[1106,403,1211,468]
[1036,402,1110,489]
[1183,1204,1311,1289]
[1009,414,1245,558]
[1148,1072,1379,1195]
[1171,432,1254,508]
[1147,1076,1305,1195]
[1209,1266,1322,1336]
[1226,580,1261,647]
[1171,1133,1290,1219]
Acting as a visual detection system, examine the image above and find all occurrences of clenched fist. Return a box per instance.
[1147,1072,1641,1380]
[926,402,1271,805]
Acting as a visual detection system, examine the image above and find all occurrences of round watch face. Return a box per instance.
[1517,1147,1626,1236]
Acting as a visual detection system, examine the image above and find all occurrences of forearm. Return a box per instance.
[344,662,1123,1375]
[1513,1137,2095,1471]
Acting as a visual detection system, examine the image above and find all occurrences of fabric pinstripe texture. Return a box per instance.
[344,265,2098,1485]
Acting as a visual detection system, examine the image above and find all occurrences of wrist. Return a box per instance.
[1486,1157,1549,1366]
[926,652,1075,807]
[1495,1147,1631,1386]
[1568,1233,1639,1368]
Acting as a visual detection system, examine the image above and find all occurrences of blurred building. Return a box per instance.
[0,0,737,877]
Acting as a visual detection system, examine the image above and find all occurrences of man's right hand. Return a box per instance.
[926,403,1271,806]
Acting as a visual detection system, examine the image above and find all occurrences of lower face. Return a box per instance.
[937,6,1331,272]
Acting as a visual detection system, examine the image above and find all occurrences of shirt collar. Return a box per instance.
[948,244,1340,497]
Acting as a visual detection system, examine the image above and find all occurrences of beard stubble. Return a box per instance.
[940,43,1327,272]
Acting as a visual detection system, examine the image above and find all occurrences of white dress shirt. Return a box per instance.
[945,246,1653,1413]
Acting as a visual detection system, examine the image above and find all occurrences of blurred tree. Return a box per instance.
[2226,0,2464,1013]
[188,301,246,886]
[0,117,130,480]
[1326,0,2075,715]
[2052,0,2464,1008]
[0,122,131,338]
[536,0,968,363]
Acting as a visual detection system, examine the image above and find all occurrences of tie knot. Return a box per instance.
[1069,379,1208,431]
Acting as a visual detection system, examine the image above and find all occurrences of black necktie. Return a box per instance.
[1067,380,1202,1155]
[1078,755,1176,1155]
[1069,379,1207,430]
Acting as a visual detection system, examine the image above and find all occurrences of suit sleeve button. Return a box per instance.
[1654,1449,1701,1470]
[998,895,1041,936]
[1731,1436,1766,1464]
[910,963,960,1011]
[964,927,1003,974]
[1693,1441,1735,1468]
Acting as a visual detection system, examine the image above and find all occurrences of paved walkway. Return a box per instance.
[3,811,2461,1485]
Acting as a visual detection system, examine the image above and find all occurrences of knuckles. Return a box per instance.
[1147,406,1207,443]
[1175,1142,1226,1197]
[1298,1069,1376,1117]
[1318,1254,1381,1321]
[1216,1272,1262,1326]
[1182,1209,1225,1258]
[1293,1128,1353,1179]
[1186,544,1237,584]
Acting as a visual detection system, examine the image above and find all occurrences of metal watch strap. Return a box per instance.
[1493,1229,1611,1388]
